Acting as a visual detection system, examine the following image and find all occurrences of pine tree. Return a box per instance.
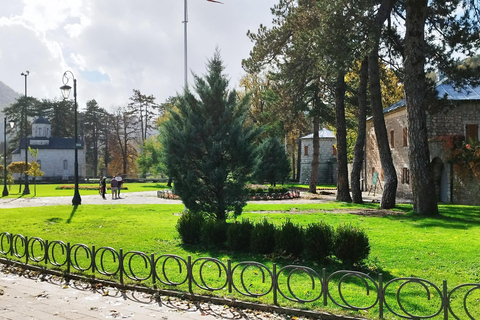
[255,136,290,187]
[161,51,259,221]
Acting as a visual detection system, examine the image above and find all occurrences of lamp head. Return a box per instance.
[21,71,30,76]
[60,84,72,99]
[9,121,14,129]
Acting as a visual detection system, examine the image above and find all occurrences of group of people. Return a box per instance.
[99,173,124,200]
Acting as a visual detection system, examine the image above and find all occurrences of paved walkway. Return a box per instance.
[0,190,389,208]
[0,190,387,319]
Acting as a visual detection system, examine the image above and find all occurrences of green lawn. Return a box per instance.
[1,196,479,319]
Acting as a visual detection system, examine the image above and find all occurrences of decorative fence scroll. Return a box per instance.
[0,231,479,319]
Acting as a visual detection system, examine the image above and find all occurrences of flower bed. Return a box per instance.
[157,189,180,199]
[156,187,301,201]
[248,190,300,201]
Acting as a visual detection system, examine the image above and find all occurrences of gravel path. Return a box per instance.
[0,190,389,209]
[0,191,344,208]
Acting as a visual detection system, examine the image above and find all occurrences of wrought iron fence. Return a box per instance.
[0,231,479,320]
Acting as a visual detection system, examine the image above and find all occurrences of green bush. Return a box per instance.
[278,186,288,194]
[304,221,334,262]
[250,218,276,254]
[226,219,253,252]
[255,187,264,194]
[176,211,205,245]
[334,223,370,266]
[275,219,303,257]
[200,219,228,248]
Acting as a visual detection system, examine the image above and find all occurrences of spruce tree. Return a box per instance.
[254,136,290,186]
[161,51,259,221]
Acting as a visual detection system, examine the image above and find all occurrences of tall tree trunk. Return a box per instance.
[369,47,397,209]
[292,151,296,181]
[309,112,320,194]
[297,131,302,181]
[335,71,352,202]
[404,0,438,215]
[351,57,368,204]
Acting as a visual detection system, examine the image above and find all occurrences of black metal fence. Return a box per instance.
[0,231,479,320]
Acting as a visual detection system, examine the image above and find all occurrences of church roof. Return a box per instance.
[12,137,83,154]
[300,128,335,139]
[33,116,51,124]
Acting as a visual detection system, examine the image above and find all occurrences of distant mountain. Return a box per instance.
[0,80,20,112]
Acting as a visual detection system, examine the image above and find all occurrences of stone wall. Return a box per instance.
[366,108,412,199]
[299,137,337,185]
[427,102,480,138]
[366,100,480,204]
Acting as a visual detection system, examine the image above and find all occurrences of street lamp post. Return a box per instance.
[60,71,81,206]
[2,118,14,196]
[21,71,30,195]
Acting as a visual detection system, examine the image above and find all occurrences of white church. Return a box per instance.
[11,117,85,181]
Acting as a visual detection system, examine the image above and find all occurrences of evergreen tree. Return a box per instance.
[83,99,107,177]
[254,136,290,186]
[161,51,260,221]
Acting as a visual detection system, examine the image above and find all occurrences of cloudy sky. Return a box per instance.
[1,0,278,111]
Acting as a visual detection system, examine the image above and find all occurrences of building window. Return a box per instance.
[403,128,408,147]
[402,168,410,184]
[304,146,309,156]
[63,160,68,170]
[465,124,479,143]
[332,145,337,156]
[390,130,395,148]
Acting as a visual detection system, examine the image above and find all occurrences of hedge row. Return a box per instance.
[176,213,370,266]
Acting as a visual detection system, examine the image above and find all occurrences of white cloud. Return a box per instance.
[0,0,278,110]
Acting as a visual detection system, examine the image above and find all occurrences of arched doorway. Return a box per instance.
[431,157,448,203]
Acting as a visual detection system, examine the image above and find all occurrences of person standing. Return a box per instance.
[110,176,118,199]
[100,176,107,200]
[115,173,124,198]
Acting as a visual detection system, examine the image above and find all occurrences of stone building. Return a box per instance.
[299,128,337,185]
[366,81,480,205]
[12,117,85,181]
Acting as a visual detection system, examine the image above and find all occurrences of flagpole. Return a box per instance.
[183,0,188,88]
[183,0,222,89]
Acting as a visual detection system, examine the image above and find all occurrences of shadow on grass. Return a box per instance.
[180,243,396,284]
[385,203,480,229]
[67,205,79,223]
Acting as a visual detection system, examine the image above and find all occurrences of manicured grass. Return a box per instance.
[1,201,479,319]
[1,182,170,198]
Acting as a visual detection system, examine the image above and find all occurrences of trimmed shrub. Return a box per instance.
[200,219,228,248]
[226,219,253,252]
[334,223,370,266]
[304,221,334,262]
[275,219,303,257]
[250,218,276,254]
[176,211,205,245]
